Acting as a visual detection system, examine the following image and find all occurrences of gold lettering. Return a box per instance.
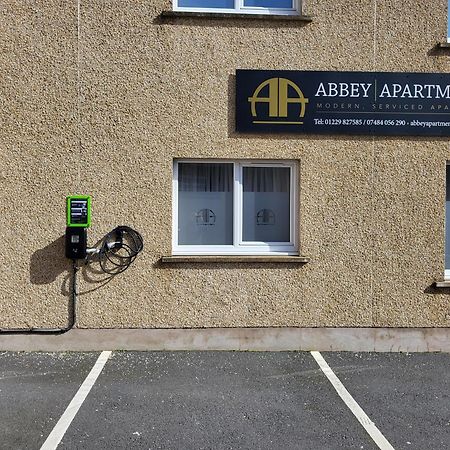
[248,78,308,118]
[278,78,309,117]
[248,78,278,117]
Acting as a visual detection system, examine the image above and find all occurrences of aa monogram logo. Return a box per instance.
[248,77,309,125]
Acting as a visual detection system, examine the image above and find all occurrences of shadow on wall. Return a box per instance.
[30,235,71,286]
[424,284,450,294]
[29,235,114,295]
[79,259,115,294]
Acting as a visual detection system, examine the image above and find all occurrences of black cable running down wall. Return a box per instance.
[0,261,78,335]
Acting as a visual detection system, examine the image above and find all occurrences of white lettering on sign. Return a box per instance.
[379,83,450,99]
[315,83,372,98]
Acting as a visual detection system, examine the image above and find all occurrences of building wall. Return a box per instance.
[1,0,450,329]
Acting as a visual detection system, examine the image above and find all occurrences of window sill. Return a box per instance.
[160,255,310,264]
[434,280,450,288]
[160,11,313,22]
[436,42,450,49]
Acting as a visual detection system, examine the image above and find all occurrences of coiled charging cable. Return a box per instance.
[92,226,144,275]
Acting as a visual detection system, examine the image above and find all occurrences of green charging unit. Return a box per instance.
[65,195,91,259]
[66,195,91,228]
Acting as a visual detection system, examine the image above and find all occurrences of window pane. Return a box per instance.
[243,0,293,8]
[446,164,450,269]
[448,0,450,42]
[178,0,234,8]
[243,167,290,242]
[178,163,233,245]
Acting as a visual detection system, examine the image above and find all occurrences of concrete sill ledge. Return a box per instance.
[435,280,450,288]
[160,11,313,22]
[436,42,450,49]
[160,255,310,264]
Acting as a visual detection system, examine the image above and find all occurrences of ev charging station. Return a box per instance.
[65,195,91,259]
[65,195,143,273]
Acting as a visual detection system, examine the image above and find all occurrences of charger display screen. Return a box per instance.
[70,199,88,224]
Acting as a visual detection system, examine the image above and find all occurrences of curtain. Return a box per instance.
[179,163,233,192]
[243,167,290,192]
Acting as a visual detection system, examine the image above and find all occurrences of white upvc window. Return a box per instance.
[445,162,450,279]
[173,160,299,255]
[448,0,450,43]
[173,0,300,16]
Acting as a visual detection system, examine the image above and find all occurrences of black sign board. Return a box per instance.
[236,70,450,136]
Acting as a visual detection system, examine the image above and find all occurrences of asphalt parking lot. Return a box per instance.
[0,351,449,450]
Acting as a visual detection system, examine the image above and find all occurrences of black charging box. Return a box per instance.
[65,227,87,259]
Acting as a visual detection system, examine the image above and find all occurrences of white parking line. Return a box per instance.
[311,351,395,450]
[40,351,112,450]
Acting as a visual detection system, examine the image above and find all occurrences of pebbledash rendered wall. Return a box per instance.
[1,0,450,330]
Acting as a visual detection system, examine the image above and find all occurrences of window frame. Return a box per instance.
[448,0,450,43]
[173,0,301,16]
[172,159,299,256]
[445,162,450,280]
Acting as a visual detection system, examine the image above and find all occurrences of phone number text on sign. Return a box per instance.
[314,118,409,126]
